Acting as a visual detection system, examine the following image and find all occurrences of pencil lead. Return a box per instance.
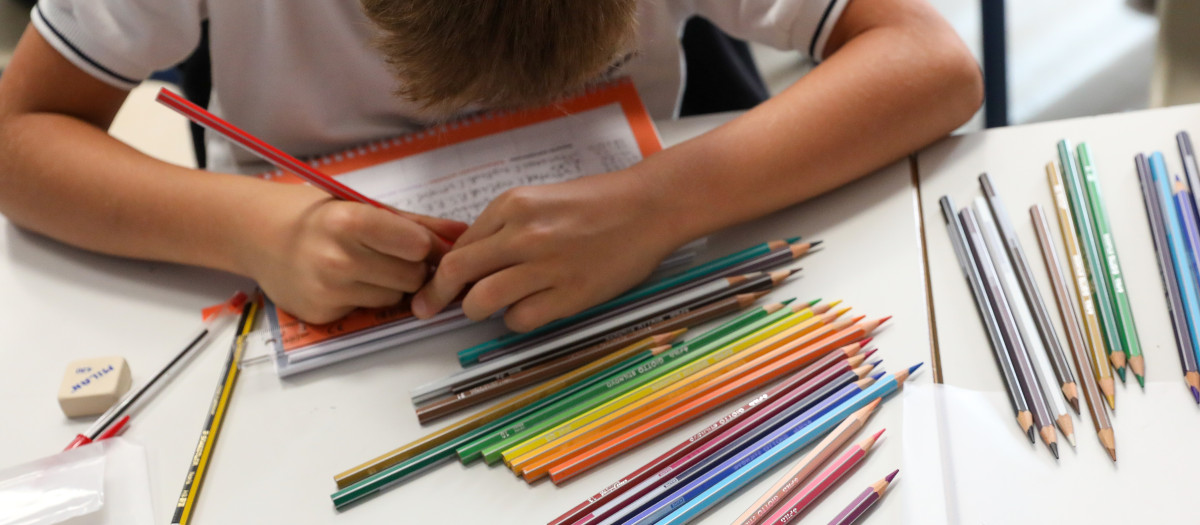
[879,315,893,324]
[1105,394,1116,410]
[870,371,886,380]
[859,337,874,347]
[806,298,820,306]
[809,239,823,247]
[1135,374,1145,389]
[1026,427,1036,444]
[1107,448,1117,463]
[907,362,924,374]
[785,235,803,244]
[1115,367,1127,383]
[871,428,886,441]
[862,348,878,360]
[827,299,842,308]
[1067,434,1077,448]
[868,359,882,368]
[788,267,802,276]
[1049,442,1059,460]
[848,314,866,324]
[1191,386,1200,404]
[885,469,899,482]
[1067,396,1081,415]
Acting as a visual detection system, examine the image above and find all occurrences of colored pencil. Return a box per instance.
[1047,161,1117,409]
[336,299,793,490]
[940,196,1033,441]
[962,207,1060,457]
[1179,132,1200,214]
[1173,179,1200,321]
[550,349,875,525]
[734,402,879,525]
[415,293,762,422]
[1150,153,1200,387]
[467,302,827,466]
[65,291,249,450]
[1058,140,1126,380]
[171,293,259,524]
[457,238,802,365]
[412,272,788,404]
[507,315,872,479]
[493,306,847,467]
[974,198,1075,447]
[980,174,1080,413]
[475,242,817,365]
[639,365,919,525]
[759,431,885,525]
[827,469,898,525]
[607,380,884,525]
[1077,143,1145,386]
[547,343,876,483]
[1031,205,1117,460]
[1136,154,1200,402]
[331,306,806,507]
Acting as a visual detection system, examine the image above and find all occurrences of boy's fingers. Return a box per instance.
[503,287,577,334]
[387,207,469,254]
[460,266,551,323]
[344,282,408,309]
[348,250,428,293]
[354,208,440,261]
[411,235,516,318]
[451,206,506,249]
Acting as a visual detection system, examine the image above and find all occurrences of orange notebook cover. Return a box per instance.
[261,78,662,372]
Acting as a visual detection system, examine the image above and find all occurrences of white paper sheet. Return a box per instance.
[902,383,1200,524]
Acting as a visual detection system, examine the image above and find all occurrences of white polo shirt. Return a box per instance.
[32,0,848,174]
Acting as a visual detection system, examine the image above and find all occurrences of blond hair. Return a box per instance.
[361,0,638,114]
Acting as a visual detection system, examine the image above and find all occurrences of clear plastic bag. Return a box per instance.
[0,443,106,525]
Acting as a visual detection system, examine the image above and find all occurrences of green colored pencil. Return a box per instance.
[331,300,799,509]
[1077,142,1144,386]
[1058,140,1127,381]
[461,303,814,464]
[456,237,801,365]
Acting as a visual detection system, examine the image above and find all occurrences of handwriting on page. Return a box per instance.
[337,103,645,224]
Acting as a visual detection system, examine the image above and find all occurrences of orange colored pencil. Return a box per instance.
[501,307,851,469]
[547,343,873,483]
[513,317,887,481]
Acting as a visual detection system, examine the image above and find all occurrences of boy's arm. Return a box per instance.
[413,0,982,331]
[0,26,465,323]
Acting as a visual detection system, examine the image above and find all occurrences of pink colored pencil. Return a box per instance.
[827,470,898,525]
[567,350,874,525]
[760,429,885,525]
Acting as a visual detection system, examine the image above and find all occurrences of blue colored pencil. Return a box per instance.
[605,374,880,525]
[1150,153,1200,380]
[628,365,920,525]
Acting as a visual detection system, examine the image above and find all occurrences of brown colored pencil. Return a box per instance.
[1032,205,1117,461]
[414,293,766,422]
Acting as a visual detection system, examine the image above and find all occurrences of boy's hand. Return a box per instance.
[240,183,467,324]
[410,170,683,332]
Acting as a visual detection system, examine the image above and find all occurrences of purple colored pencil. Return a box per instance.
[581,366,881,525]
[827,469,898,525]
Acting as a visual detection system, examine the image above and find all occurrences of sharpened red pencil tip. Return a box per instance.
[862,348,878,360]
[879,315,893,324]
[860,337,874,347]
[871,428,886,441]
[885,469,899,482]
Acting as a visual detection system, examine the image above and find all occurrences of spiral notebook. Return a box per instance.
[259,78,665,376]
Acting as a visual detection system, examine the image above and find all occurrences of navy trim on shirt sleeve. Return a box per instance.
[808,0,840,60]
[35,3,141,85]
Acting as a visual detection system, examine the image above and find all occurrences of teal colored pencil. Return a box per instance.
[466,304,814,464]
[456,237,801,366]
[1058,140,1126,381]
[1077,143,1144,386]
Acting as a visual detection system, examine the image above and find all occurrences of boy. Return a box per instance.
[0,0,981,331]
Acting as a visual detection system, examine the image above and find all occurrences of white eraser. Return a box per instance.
[58,357,132,418]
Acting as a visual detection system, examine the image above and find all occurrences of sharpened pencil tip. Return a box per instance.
[907,362,924,374]
[879,315,893,324]
[1067,397,1080,415]
[810,240,824,247]
[885,469,899,482]
[863,348,878,360]
[1106,394,1116,410]
[1191,387,1200,404]
[859,337,874,347]
[1026,428,1036,443]
[1116,367,1127,382]
[780,298,798,306]
[1136,374,1145,389]
[786,235,803,244]
[868,359,882,367]
[872,428,886,441]
[870,371,886,380]
[1067,434,1077,448]
[1050,442,1059,459]
[807,298,821,306]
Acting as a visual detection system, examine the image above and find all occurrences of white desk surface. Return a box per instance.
[0,112,932,523]
[917,103,1200,520]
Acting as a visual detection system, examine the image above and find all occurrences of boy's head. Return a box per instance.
[361,0,638,114]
